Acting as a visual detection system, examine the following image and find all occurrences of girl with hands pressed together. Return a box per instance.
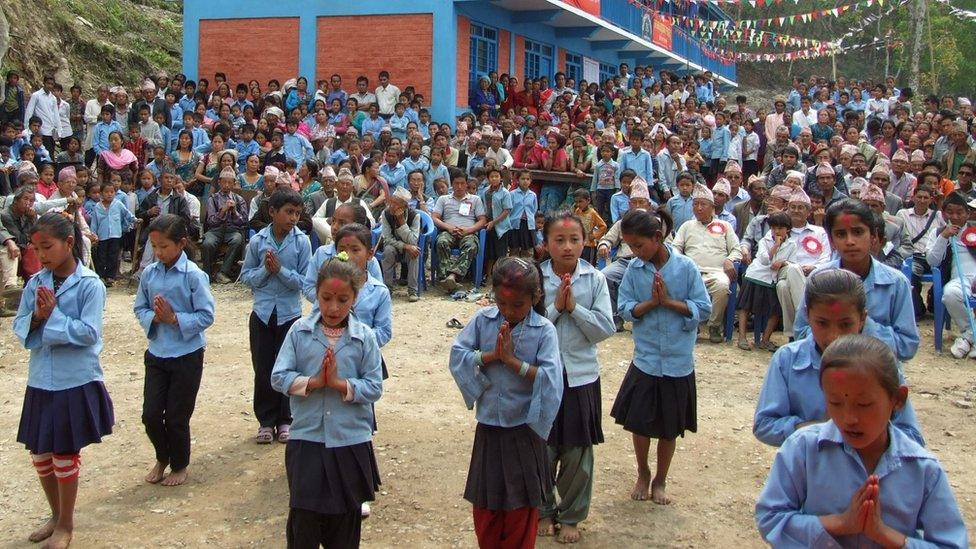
[14,213,115,549]
[271,256,383,549]
[610,208,711,506]
[756,334,967,547]
[537,212,615,544]
[133,214,215,487]
[449,257,564,549]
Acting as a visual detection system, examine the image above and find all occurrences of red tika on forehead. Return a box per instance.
[497,285,519,300]
[838,213,859,228]
[828,300,847,314]
[324,278,350,293]
[824,368,852,385]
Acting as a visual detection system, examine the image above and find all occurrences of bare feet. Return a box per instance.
[145,461,168,484]
[43,527,71,549]
[28,517,57,543]
[537,517,556,537]
[161,468,188,486]
[557,523,581,544]
[651,478,671,505]
[630,472,651,501]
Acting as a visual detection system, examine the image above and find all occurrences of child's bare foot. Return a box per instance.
[537,517,556,537]
[43,527,71,549]
[651,478,671,505]
[557,523,581,544]
[161,468,188,486]
[630,472,651,501]
[28,517,57,542]
[145,461,168,484]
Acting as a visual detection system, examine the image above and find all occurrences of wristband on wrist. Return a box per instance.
[518,361,530,377]
[474,351,483,367]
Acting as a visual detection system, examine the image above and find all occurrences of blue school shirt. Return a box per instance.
[755,422,967,548]
[401,156,430,179]
[617,148,653,185]
[240,226,312,325]
[423,163,448,197]
[350,275,393,348]
[541,260,615,387]
[189,127,210,151]
[793,258,919,362]
[235,139,259,172]
[90,200,136,240]
[283,132,313,166]
[698,137,713,159]
[618,247,712,378]
[302,244,383,304]
[509,188,538,230]
[133,251,215,358]
[361,117,384,140]
[667,194,695,234]
[610,191,630,223]
[92,120,122,154]
[13,264,106,391]
[389,113,409,141]
[753,322,924,448]
[379,163,407,190]
[135,185,157,204]
[271,313,382,447]
[478,186,514,238]
[711,125,730,161]
[449,307,564,440]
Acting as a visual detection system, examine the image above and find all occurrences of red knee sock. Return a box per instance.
[52,454,80,483]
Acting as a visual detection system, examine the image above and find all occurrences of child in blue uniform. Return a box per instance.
[302,203,382,304]
[90,179,136,286]
[611,208,711,505]
[754,269,924,447]
[271,257,383,549]
[240,189,312,444]
[478,167,513,280]
[756,334,968,547]
[450,257,564,549]
[508,170,539,260]
[793,199,919,361]
[14,213,114,549]
[133,214,215,487]
[538,212,615,544]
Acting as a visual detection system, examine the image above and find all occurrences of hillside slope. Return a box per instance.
[0,0,182,92]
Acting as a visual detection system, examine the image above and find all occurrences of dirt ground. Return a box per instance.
[0,282,973,548]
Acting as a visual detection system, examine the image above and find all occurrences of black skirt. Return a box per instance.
[610,364,697,440]
[508,219,536,251]
[735,278,782,317]
[547,378,604,448]
[464,423,553,510]
[483,228,509,262]
[285,440,381,515]
[18,381,115,455]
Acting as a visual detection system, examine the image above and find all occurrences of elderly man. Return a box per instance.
[861,184,912,269]
[722,160,750,213]
[201,167,249,283]
[889,149,916,201]
[814,162,847,208]
[941,121,976,180]
[867,168,905,216]
[381,187,422,302]
[130,79,170,128]
[672,183,742,343]
[433,167,486,291]
[776,189,831,340]
[734,175,766,241]
[311,167,373,245]
[598,177,654,332]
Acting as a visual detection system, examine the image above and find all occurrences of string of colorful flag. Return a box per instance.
[671,0,888,29]
[931,0,976,21]
[687,24,837,49]
[701,37,887,63]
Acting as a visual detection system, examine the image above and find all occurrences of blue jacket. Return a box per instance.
[449,307,564,440]
[509,188,538,231]
[133,251,215,358]
[752,321,924,448]
[617,148,653,185]
[90,200,136,240]
[240,226,312,325]
[619,247,712,378]
[14,264,106,391]
[282,132,313,166]
[478,185,514,238]
[793,258,919,362]
[756,422,967,548]
[541,259,615,387]
[271,312,382,447]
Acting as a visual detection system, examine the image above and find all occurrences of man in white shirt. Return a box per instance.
[24,75,61,153]
[351,76,377,113]
[374,71,401,118]
[83,85,112,165]
[311,167,374,244]
[790,95,817,133]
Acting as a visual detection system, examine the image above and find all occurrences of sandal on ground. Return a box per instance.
[737,339,753,351]
[255,427,274,444]
[277,424,291,443]
[759,341,780,352]
[446,318,464,329]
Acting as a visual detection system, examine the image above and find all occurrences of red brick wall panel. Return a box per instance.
[199,18,299,87]
[316,15,433,104]
[456,16,471,107]
[498,30,510,76]
[514,35,525,81]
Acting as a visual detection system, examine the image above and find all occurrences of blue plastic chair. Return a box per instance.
[430,227,487,288]
[903,257,947,352]
[371,224,383,261]
[724,262,739,342]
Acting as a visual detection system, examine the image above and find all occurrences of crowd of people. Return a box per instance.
[1,64,973,548]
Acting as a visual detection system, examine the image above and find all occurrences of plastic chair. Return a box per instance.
[903,257,947,352]
[595,248,618,270]
[430,227,487,288]
[724,262,739,342]
[416,211,436,295]
[371,224,383,262]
